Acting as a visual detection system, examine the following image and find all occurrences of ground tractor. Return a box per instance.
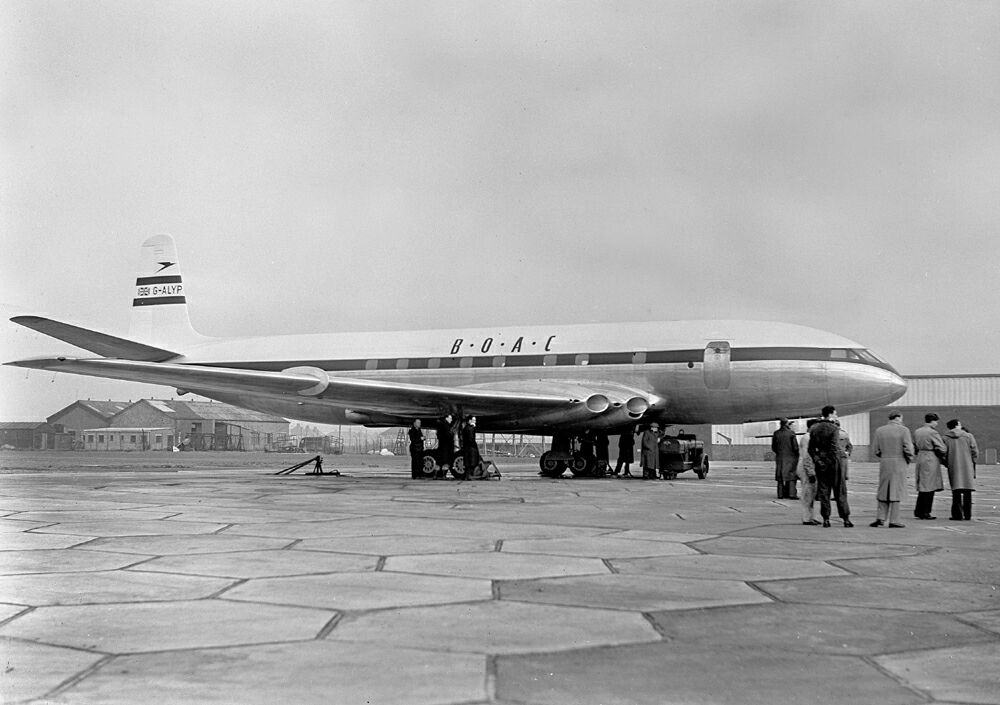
[658,433,709,479]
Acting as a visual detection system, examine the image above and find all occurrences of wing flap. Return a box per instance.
[11,316,180,362]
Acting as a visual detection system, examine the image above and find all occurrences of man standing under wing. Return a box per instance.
[871,410,915,528]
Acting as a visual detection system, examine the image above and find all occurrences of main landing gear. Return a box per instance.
[539,434,606,478]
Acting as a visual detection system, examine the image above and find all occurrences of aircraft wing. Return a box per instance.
[4,357,644,422]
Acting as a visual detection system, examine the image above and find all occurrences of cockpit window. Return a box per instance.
[855,349,883,363]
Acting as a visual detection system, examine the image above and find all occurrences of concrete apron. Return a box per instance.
[0,457,998,705]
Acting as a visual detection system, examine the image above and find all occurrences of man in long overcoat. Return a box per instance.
[808,405,853,527]
[461,416,482,479]
[943,419,978,520]
[614,426,636,477]
[871,410,915,527]
[436,414,457,479]
[639,423,662,480]
[913,413,947,519]
[408,419,425,479]
[771,418,800,499]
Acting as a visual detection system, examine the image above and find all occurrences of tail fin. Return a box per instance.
[128,234,208,349]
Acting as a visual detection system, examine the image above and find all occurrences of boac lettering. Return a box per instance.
[450,339,463,355]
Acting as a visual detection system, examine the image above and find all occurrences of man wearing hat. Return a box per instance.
[639,423,663,480]
[871,410,915,527]
[913,412,947,519]
[771,418,799,499]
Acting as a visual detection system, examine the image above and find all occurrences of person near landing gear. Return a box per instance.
[771,418,799,499]
[871,410,914,528]
[408,419,424,479]
[436,414,457,479]
[808,406,853,528]
[943,419,978,521]
[461,416,482,480]
[614,425,636,477]
[913,413,947,520]
[639,423,662,480]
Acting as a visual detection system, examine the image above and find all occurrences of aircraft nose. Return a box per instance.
[885,371,908,404]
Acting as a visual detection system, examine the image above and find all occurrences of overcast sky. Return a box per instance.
[2,1,999,421]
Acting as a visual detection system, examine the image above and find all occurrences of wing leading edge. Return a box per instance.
[5,357,653,428]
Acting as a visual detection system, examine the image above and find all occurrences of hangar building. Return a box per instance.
[711,374,999,464]
[47,400,132,449]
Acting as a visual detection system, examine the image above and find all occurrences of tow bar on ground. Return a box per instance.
[275,455,339,476]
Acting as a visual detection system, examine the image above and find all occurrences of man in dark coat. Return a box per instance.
[461,416,481,479]
[407,419,424,479]
[771,418,800,499]
[436,414,457,478]
[614,426,636,477]
[871,410,914,527]
[808,405,853,528]
[943,419,978,520]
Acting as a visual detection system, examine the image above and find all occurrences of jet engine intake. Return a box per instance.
[282,366,329,396]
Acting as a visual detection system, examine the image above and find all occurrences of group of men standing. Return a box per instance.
[407,415,482,479]
[872,411,979,525]
[772,406,980,528]
[771,407,853,528]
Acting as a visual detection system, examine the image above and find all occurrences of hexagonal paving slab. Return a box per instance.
[756,576,1000,612]
[0,532,94,550]
[693,535,927,560]
[132,549,378,579]
[0,571,234,606]
[74,533,294,555]
[835,548,1000,584]
[0,637,105,704]
[1,600,333,653]
[602,529,716,542]
[54,641,485,705]
[499,573,771,611]
[29,518,229,537]
[497,643,922,705]
[876,643,1000,704]
[501,536,697,559]
[612,553,848,581]
[222,571,492,610]
[959,609,1000,635]
[327,600,660,654]
[295,535,498,555]
[385,552,608,580]
[647,602,994,655]
[0,549,145,575]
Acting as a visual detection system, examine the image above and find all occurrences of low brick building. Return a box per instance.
[0,422,62,450]
[47,400,132,449]
[106,399,288,451]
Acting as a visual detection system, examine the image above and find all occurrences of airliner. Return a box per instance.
[8,235,906,475]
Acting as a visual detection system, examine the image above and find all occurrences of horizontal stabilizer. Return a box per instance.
[11,316,180,362]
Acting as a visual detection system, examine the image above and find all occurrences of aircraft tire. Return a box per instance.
[568,453,591,477]
[419,453,438,478]
[539,452,566,478]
